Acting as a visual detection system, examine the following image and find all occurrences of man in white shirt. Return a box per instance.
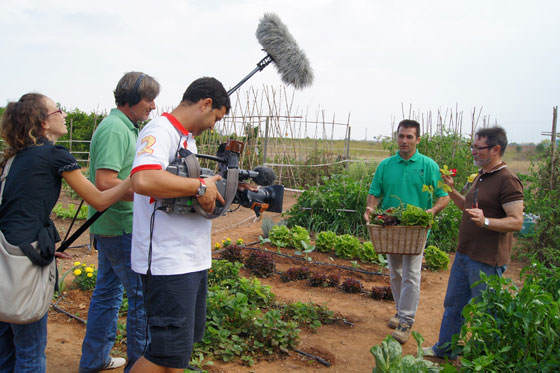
[129,77,229,373]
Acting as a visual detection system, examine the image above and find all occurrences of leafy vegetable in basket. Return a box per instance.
[369,205,433,228]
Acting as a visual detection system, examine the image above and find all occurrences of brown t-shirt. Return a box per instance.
[457,164,523,266]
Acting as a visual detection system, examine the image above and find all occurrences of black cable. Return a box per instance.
[62,199,84,243]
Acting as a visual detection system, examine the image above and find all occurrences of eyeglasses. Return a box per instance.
[470,145,494,152]
[47,108,63,117]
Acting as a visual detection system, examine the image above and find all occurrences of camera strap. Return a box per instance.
[182,152,240,219]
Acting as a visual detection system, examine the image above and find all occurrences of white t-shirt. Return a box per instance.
[130,113,211,275]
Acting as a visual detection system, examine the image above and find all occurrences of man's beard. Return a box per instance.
[474,158,490,168]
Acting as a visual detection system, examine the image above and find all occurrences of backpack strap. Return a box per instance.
[0,156,15,205]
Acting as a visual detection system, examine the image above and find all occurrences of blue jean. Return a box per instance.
[79,234,146,373]
[432,251,506,358]
[0,313,48,373]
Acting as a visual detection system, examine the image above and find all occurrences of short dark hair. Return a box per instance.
[397,119,421,138]
[114,71,160,106]
[181,77,231,114]
[475,126,508,155]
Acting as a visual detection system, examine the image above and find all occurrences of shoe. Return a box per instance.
[103,357,126,370]
[387,315,399,329]
[391,322,412,344]
[422,346,436,357]
[186,365,202,372]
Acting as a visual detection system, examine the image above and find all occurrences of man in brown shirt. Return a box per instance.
[424,126,524,359]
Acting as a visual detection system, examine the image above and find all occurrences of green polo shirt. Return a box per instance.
[369,150,447,210]
[88,108,138,235]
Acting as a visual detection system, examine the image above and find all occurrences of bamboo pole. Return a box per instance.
[551,106,558,190]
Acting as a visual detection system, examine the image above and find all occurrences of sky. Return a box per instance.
[1,0,559,144]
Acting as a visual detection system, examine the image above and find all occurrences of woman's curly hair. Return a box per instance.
[0,93,48,166]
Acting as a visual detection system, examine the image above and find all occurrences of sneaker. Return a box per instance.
[391,322,412,344]
[186,365,202,372]
[387,315,399,329]
[103,357,126,370]
[422,346,436,357]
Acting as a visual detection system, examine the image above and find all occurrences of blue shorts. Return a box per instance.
[141,270,208,369]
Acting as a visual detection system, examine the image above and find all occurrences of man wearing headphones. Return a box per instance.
[79,72,160,373]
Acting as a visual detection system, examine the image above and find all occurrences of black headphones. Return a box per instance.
[128,73,146,106]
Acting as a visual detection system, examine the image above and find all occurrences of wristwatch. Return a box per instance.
[195,178,207,198]
[483,217,490,228]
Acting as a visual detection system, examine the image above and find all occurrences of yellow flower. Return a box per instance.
[73,261,81,266]
[87,273,93,278]
[85,267,94,273]
[73,269,82,276]
[214,242,222,249]
[467,173,478,183]
[236,238,244,245]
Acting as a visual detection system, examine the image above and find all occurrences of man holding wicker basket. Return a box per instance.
[364,119,449,344]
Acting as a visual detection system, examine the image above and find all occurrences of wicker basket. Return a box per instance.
[366,224,429,255]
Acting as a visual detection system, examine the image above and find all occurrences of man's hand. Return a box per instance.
[364,206,375,223]
[465,208,485,227]
[197,175,225,213]
[441,174,455,189]
[238,182,258,192]
[425,208,435,216]
[55,251,72,259]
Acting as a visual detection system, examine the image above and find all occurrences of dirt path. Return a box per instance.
[46,192,526,372]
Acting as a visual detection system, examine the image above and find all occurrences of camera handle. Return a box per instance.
[182,152,240,219]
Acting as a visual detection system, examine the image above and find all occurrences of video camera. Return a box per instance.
[160,140,284,218]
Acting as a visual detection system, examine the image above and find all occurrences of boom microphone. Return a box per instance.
[256,13,313,89]
[228,13,313,95]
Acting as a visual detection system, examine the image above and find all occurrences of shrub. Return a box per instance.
[244,251,275,278]
[286,174,370,238]
[358,241,379,263]
[289,225,311,250]
[370,333,441,372]
[208,260,243,287]
[423,245,450,271]
[261,217,276,238]
[334,234,361,259]
[326,273,340,287]
[427,203,462,252]
[52,203,88,220]
[280,266,311,282]
[268,225,291,248]
[522,149,560,265]
[281,302,334,331]
[459,273,560,372]
[371,285,393,301]
[308,272,329,287]
[521,262,560,301]
[417,130,478,189]
[220,244,244,263]
[341,278,362,293]
[315,231,337,253]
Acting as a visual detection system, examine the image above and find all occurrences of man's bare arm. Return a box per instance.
[364,194,381,223]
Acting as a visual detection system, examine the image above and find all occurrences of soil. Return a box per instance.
[46,191,526,372]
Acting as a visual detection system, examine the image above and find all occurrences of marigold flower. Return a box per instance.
[73,261,81,267]
[87,273,93,278]
[73,269,82,276]
[85,267,94,273]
